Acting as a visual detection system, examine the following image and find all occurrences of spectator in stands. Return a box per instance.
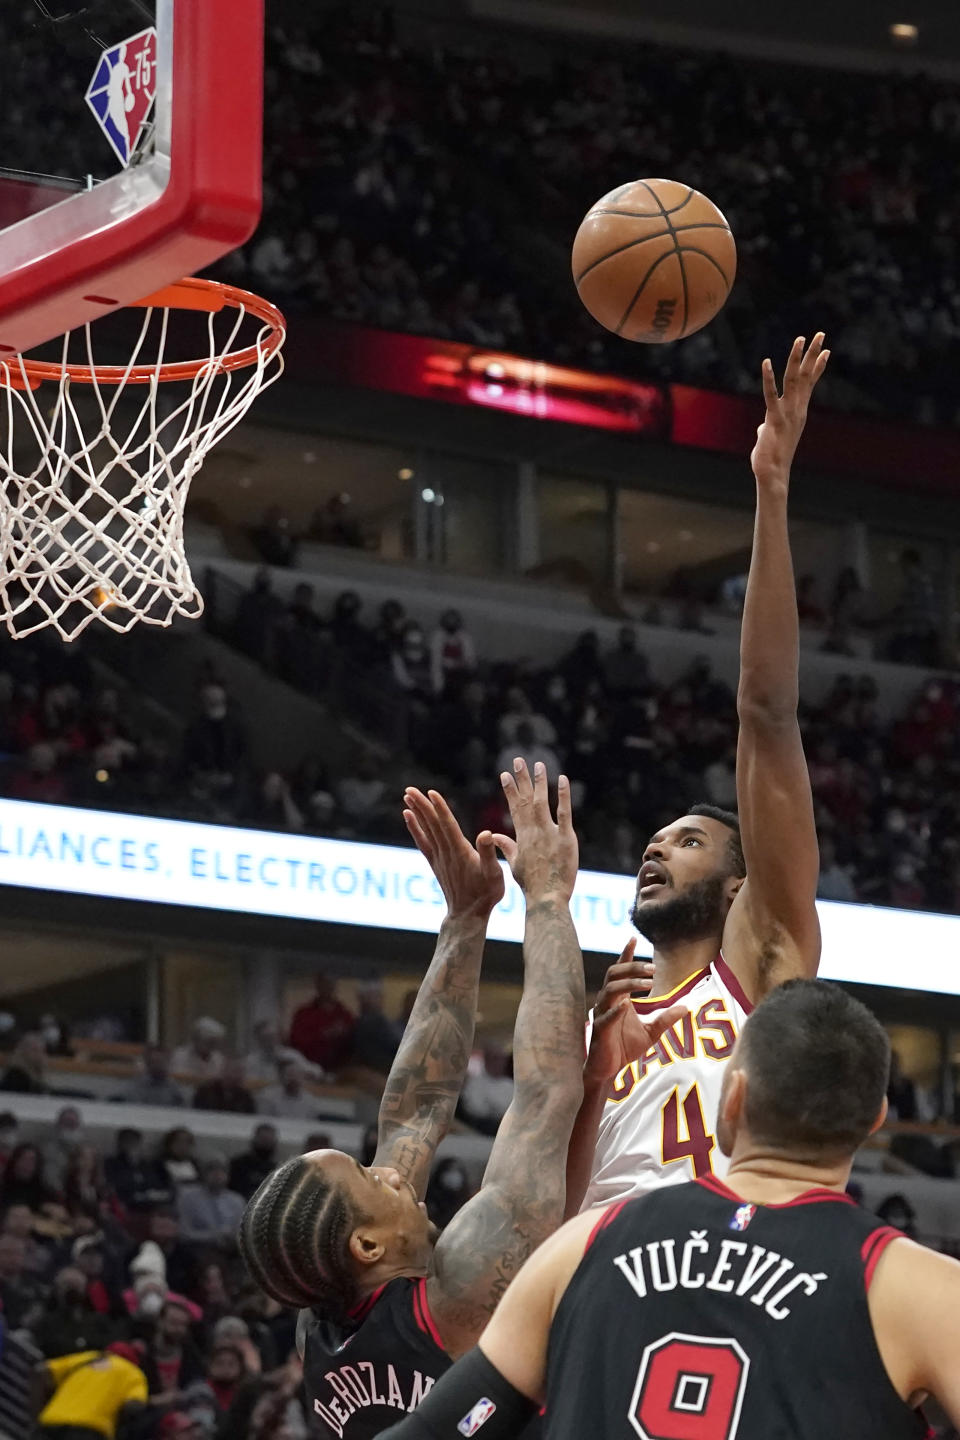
[205,1343,249,1413]
[126,1047,186,1108]
[0,1143,58,1213]
[243,1020,316,1086]
[9,742,68,804]
[0,1109,19,1172]
[390,620,433,698]
[349,983,401,1075]
[0,1230,42,1327]
[459,1043,514,1137]
[36,1341,148,1439]
[0,1031,49,1094]
[601,627,652,701]
[248,771,305,831]
[141,1209,197,1297]
[192,1057,256,1115]
[887,1050,918,1122]
[63,1147,109,1223]
[796,574,826,626]
[287,973,354,1071]
[429,608,476,696]
[276,582,330,695]
[250,506,296,569]
[2,1202,50,1276]
[228,1124,279,1200]
[32,1265,120,1358]
[158,1129,200,1190]
[170,1020,226,1084]
[888,548,941,666]
[142,1298,206,1395]
[370,599,407,666]
[176,1157,245,1253]
[255,1060,320,1121]
[330,590,367,655]
[306,494,363,549]
[41,1108,84,1191]
[498,686,557,750]
[424,1158,472,1232]
[104,1130,172,1214]
[71,1235,123,1318]
[234,568,286,667]
[817,836,857,902]
[182,686,248,811]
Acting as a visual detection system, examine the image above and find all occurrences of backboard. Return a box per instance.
[0,0,265,359]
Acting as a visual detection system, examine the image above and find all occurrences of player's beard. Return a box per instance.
[631,873,728,947]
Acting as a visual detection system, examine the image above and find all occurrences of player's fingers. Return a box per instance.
[425,788,469,858]
[403,809,434,861]
[404,788,445,852]
[491,833,518,866]
[782,334,805,384]
[476,830,503,880]
[617,936,637,965]
[812,349,830,383]
[511,756,534,802]
[555,772,573,830]
[592,998,630,1031]
[799,331,825,383]
[760,358,779,409]
[597,976,654,1009]
[531,759,551,819]
[644,1003,689,1045]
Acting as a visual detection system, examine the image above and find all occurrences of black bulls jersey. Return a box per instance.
[300,1278,450,1439]
[545,1176,926,1440]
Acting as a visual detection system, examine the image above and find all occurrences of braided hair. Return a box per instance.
[239,1154,365,1323]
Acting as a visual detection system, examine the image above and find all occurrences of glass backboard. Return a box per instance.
[0,1,158,223]
[0,0,265,358]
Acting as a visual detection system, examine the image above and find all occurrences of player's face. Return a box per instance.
[631,816,738,945]
[311,1151,438,1267]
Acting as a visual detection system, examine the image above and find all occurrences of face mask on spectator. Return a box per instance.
[138,1290,165,1317]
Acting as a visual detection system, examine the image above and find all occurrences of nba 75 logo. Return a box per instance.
[85,27,158,168]
[457,1398,497,1436]
[729,1203,757,1232]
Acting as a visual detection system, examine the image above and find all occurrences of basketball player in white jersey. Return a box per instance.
[567,334,830,1212]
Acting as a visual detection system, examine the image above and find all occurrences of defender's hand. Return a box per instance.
[751,332,829,492]
[492,759,578,902]
[586,939,685,1083]
[404,787,504,921]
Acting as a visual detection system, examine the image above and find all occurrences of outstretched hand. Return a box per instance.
[404,786,504,921]
[586,938,685,1084]
[492,758,579,903]
[751,332,830,492]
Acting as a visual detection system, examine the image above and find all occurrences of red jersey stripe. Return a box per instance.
[415,1278,446,1351]
[347,1282,386,1323]
[861,1226,904,1290]
[696,1175,856,1209]
[585,1201,628,1252]
[714,952,755,1015]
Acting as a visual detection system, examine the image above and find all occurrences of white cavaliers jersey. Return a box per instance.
[581,954,753,1210]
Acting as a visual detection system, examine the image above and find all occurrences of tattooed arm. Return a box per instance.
[425,761,585,1357]
[372,787,504,1199]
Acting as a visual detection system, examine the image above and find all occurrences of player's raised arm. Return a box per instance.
[724,335,828,1000]
[373,788,505,1198]
[419,761,584,1355]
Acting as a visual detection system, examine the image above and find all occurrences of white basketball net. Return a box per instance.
[0,293,284,641]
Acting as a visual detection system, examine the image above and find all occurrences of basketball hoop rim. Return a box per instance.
[0,278,285,389]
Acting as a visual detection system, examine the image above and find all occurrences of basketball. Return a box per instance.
[572,178,736,343]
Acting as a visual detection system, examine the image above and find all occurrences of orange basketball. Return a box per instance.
[572,179,736,343]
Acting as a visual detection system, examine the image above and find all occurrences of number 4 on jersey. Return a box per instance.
[661,1084,716,1178]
